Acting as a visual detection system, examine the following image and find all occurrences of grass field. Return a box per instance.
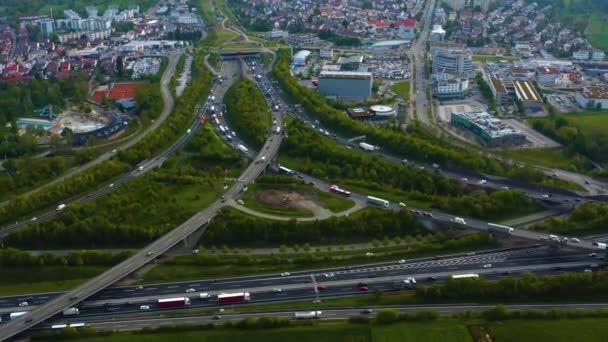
[587,15,608,51]
[501,148,588,172]
[75,321,472,342]
[0,266,107,295]
[391,81,410,101]
[565,111,608,136]
[489,318,608,342]
[472,55,520,62]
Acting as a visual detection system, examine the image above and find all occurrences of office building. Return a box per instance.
[512,80,544,112]
[536,66,560,85]
[575,86,608,109]
[573,50,605,61]
[435,75,469,99]
[432,48,473,78]
[451,111,526,147]
[318,71,373,100]
[265,30,288,39]
[431,25,446,42]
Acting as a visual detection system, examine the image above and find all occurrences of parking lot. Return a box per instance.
[546,93,581,113]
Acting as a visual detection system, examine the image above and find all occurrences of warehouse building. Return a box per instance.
[318,71,373,100]
[576,86,608,110]
[451,111,526,147]
[512,80,544,112]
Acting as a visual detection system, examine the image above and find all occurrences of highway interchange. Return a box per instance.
[1,3,608,339]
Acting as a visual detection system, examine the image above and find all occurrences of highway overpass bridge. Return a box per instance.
[218,49,262,60]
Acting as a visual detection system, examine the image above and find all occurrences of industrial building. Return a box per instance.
[451,111,526,147]
[265,30,288,39]
[573,50,605,61]
[489,77,508,105]
[536,66,561,85]
[287,33,319,46]
[292,50,311,66]
[337,55,364,70]
[318,71,373,100]
[512,80,544,112]
[432,48,473,78]
[576,87,608,109]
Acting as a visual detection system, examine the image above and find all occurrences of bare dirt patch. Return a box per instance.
[256,189,329,216]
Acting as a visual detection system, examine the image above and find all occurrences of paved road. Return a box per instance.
[1,246,599,317]
[0,51,181,209]
[412,0,435,125]
[0,58,285,340]
[51,302,608,331]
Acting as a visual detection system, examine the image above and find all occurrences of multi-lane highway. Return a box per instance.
[0,59,285,340]
[1,246,602,320]
[410,0,436,126]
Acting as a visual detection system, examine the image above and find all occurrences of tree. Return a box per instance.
[373,288,384,300]
[375,309,399,324]
[116,56,124,78]
[342,19,349,30]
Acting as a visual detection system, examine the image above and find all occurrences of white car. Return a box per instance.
[112,149,117,153]
[479,179,487,185]
[186,288,196,293]
[398,259,406,264]
[541,194,551,198]
[324,273,335,278]
[140,305,150,310]
[137,166,144,171]
[272,288,283,293]
[398,202,407,207]
[135,285,144,290]
[483,264,492,268]
[109,183,114,188]
[571,238,581,243]
[31,217,37,222]
[461,177,469,181]
[366,252,375,257]
[18,302,29,307]
[280,272,291,277]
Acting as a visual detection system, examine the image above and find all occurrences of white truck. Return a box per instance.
[393,277,417,289]
[10,312,27,320]
[367,196,390,208]
[236,144,249,153]
[56,204,66,211]
[359,142,377,152]
[454,217,466,225]
[487,223,514,235]
[293,311,322,319]
[62,307,80,316]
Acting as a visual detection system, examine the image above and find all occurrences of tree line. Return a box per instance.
[531,111,607,165]
[0,247,132,267]
[532,202,608,234]
[203,207,427,246]
[415,271,608,302]
[272,49,552,185]
[281,120,539,220]
[0,51,215,226]
[224,78,271,149]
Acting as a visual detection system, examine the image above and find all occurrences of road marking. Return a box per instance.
[168,286,179,289]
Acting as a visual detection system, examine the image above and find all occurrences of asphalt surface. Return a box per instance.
[1,246,603,321]
[0,59,284,340]
[410,0,435,125]
[48,302,608,331]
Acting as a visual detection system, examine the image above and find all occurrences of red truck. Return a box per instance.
[157,297,191,308]
[217,292,251,304]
